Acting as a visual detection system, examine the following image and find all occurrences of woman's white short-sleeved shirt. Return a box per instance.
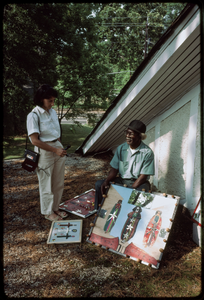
[27,106,60,142]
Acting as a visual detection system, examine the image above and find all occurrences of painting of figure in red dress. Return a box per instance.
[143,210,162,247]
[103,200,122,233]
[120,206,142,243]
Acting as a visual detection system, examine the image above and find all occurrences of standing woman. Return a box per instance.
[27,84,68,221]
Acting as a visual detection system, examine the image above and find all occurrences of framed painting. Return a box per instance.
[59,189,97,218]
[87,183,180,269]
[47,219,83,244]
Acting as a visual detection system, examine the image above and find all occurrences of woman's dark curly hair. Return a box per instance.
[34,84,58,106]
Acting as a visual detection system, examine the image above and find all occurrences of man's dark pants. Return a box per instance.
[94,177,150,209]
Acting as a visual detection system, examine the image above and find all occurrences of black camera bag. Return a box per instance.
[22,112,40,172]
[22,149,40,172]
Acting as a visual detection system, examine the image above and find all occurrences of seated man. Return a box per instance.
[95,120,155,209]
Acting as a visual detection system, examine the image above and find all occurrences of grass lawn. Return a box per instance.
[3,124,93,160]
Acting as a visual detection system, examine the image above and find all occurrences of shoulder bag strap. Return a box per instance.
[26,111,40,150]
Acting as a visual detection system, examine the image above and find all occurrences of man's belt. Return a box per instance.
[121,177,150,183]
[120,177,136,181]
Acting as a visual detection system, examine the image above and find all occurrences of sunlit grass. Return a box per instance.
[3,124,93,159]
[60,124,93,153]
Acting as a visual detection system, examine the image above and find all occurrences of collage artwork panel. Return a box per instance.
[88,184,179,269]
[47,220,83,244]
[59,189,97,218]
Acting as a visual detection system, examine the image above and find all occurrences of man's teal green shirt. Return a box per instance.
[110,141,155,180]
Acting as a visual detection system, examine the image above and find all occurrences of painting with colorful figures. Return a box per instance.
[87,184,180,269]
[47,220,83,244]
[59,189,97,218]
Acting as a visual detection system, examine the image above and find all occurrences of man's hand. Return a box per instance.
[101,180,110,195]
[132,174,148,189]
[100,167,118,195]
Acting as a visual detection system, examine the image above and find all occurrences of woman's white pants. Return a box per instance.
[35,141,66,215]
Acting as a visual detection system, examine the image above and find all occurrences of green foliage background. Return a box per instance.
[3,2,186,136]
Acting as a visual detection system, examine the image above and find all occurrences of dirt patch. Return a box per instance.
[3,153,202,298]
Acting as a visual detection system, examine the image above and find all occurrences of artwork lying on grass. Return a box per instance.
[87,184,180,269]
[47,220,83,244]
[59,189,97,218]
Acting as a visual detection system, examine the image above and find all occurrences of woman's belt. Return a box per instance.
[45,139,58,143]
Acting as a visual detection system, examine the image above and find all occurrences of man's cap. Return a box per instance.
[124,120,146,133]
